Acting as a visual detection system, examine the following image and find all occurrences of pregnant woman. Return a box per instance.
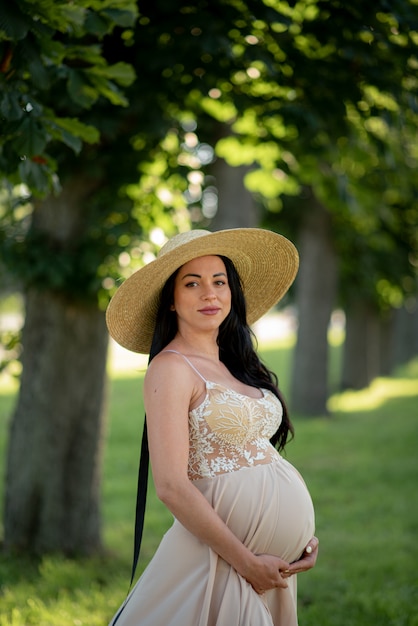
[106,228,318,626]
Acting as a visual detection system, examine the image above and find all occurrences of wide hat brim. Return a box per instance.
[106,228,299,354]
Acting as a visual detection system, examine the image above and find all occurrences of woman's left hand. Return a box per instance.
[281,536,319,578]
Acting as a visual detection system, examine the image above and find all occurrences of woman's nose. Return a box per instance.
[202,287,216,300]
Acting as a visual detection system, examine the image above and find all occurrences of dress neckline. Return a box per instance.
[162,349,265,401]
[162,349,274,402]
[206,379,266,401]
[189,381,271,415]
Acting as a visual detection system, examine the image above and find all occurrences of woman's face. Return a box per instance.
[172,255,231,335]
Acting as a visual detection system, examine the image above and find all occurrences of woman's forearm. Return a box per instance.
[156,476,256,577]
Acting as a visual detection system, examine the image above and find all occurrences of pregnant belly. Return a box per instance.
[194,458,315,564]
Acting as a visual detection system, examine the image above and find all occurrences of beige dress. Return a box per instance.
[110,354,315,626]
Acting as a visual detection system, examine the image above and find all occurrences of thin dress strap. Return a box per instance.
[162,349,207,383]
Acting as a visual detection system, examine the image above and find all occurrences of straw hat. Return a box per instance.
[106,228,298,354]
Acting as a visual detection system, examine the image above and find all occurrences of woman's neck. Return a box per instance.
[171,332,220,362]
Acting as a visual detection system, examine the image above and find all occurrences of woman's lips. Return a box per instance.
[199,307,220,315]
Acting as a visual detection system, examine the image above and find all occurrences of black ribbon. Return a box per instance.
[111,419,149,624]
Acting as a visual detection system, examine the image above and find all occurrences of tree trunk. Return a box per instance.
[5,290,108,554]
[341,300,381,390]
[210,128,259,229]
[4,180,109,555]
[290,191,338,415]
[392,299,418,368]
[378,309,396,377]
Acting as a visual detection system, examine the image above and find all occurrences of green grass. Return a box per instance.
[0,342,417,626]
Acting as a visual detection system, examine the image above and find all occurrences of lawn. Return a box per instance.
[0,338,417,626]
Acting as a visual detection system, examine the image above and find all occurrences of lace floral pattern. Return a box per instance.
[188,382,283,479]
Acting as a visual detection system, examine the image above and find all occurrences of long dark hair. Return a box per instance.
[149,255,294,451]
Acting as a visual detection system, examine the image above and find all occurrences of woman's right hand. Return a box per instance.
[243,553,290,594]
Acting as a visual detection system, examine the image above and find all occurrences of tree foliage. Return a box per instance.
[0,0,415,379]
[0,0,137,193]
[1,0,417,314]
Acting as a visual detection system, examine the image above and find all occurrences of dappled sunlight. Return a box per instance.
[0,375,19,395]
[252,310,296,347]
[328,372,418,413]
[259,335,296,352]
[328,327,345,347]
[107,339,148,378]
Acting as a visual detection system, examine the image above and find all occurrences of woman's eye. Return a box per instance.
[215,280,226,286]
[185,281,198,288]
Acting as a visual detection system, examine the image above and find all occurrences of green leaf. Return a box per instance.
[26,44,51,90]
[58,4,87,32]
[89,62,136,87]
[44,122,83,153]
[40,37,67,65]
[88,74,129,107]
[18,158,50,193]
[84,11,111,36]
[0,2,30,40]
[45,115,100,145]
[13,116,47,157]
[67,70,99,108]
[101,8,138,28]
[0,92,24,121]
[64,44,106,67]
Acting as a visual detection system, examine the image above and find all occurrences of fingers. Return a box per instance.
[257,570,288,593]
[276,573,289,589]
[304,536,319,556]
[250,556,289,594]
[256,575,288,595]
[281,537,320,578]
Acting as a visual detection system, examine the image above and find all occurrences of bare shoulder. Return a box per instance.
[144,351,204,416]
[144,350,196,394]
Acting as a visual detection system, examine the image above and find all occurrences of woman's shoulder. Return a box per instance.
[145,349,196,385]
[144,350,205,409]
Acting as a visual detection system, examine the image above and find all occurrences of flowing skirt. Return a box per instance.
[109,457,315,626]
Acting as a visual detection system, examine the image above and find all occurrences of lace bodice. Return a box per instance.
[188,381,283,480]
[161,351,283,480]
